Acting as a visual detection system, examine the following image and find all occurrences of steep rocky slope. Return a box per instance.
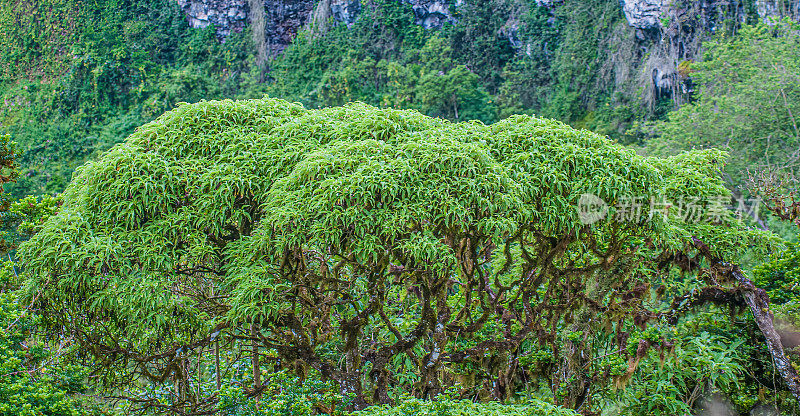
[174,0,799,103]
[176,0,458,54]
[176,0,798,45]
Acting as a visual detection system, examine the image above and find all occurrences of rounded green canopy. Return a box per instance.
[18,98,772,411]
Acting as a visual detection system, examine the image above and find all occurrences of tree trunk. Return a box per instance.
[252,323,262,399]
[215,341,221,391]
[731,265,800,402]
[338,371,369,410]
[555,321,591,412]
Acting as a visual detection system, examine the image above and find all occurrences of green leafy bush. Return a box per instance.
[355,398,577,416]
[611,326,748,415]
[753,242,800,307]
[0,133,100,416]
[16,97,775,414]
[218,371,353,416]
[0,282,85,416]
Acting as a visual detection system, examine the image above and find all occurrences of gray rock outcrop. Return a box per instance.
[176,0,248,37]
[621,0,662,30]
[174,0,462,40]
[405,0,456,29]
[756,0,800,20]
[173,0,800,67]
[620,0,799,31]
[264,0,316,53]
[330,0,361,24]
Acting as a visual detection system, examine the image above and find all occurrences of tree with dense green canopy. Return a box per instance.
[17,97,796,414]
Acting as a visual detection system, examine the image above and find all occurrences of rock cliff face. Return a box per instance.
[175,0,800,100]
[176,0,248,38]
[406,0,456,29]
[176,0,800,46]
[330,0,361,24]
[621,0,662,30]
[622,0,800,31]
[616,0,797,103]
[175,0,458,42]
[756,0,800,18]
[263,0,316,53]
[755,0,800,20]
